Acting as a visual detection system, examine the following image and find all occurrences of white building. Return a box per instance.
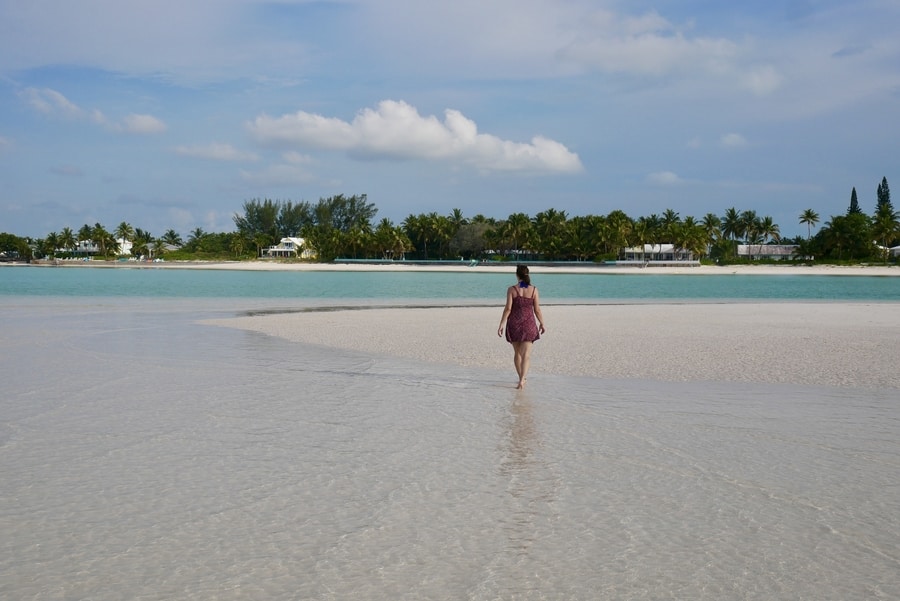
[620,244,694,262]
[737,244,799,260]
[263,237,316,259]
[71,238,134,257]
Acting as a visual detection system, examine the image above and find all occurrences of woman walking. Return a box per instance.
[498,265,546,389]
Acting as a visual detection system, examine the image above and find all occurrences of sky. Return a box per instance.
[1,0,898,240]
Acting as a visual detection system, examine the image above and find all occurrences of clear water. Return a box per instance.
[2,264,899,301]
[1,269,899,600]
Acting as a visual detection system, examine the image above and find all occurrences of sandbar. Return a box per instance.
[205,302,900,389]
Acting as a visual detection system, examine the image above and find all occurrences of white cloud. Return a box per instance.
[647,171,684,185]
[20,87,84,119]
[115,114,167,135]
[282,150,312,163]
[20,87,166,135]
[175,143,259,162]
[247,100,583,174]
[740,65,783,96]
[559,10,739,77]
[720,133,748,148]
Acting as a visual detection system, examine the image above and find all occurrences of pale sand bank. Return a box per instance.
[20,260,900,276]
[206,302,900,389]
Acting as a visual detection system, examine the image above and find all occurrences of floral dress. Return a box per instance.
[505,286,540,343]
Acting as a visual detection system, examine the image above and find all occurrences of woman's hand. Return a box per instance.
[497,325,504,337]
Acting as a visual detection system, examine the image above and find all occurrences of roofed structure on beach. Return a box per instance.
[619,244,694,262]
[263,237,316,259]
[737,244,799,260]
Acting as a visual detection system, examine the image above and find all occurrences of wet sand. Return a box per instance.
[206,302,900,389]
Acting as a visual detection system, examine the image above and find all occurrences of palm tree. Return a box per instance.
[152,238,167,260]
[501,213,534,257]
[162,229,183,247]
[115,221,134,246]
[101,231,119,259]
[822,215,850,260]
[432,213,455,259]
[374,218,397,260]
[738,210,759,260]
[131,238,148,259]
[702,213,722,257]
[44,232,59,258]
[565,215,596,261]
[758,216,780,243]
[91,223,110,258]
[448,208,468,230]
[533,208,569,259]
[643,214,663,259]
[871,205,900,262]
[675,216,708,260]
[605,210,632,257]
[345,222,373,259]
[59,227,76,258]
[661,209,680,237]
[420,212,443,259]
[131,229,153,259]
[721,207,741,242]
[631,218,650,262]
[188,228,206,252]
[229,233,246,258]
[799,209,820,240]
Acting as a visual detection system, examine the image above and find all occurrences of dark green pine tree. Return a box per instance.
[876,177,892,212]
[847,187,863,215]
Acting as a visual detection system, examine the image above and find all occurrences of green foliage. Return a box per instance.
[820,213,874,260]
[877,177,892,212]
[19,176,898,265]
[0,232,32,259]
[848,187,863,215]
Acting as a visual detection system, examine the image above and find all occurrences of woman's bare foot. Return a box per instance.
[516,378,526,390]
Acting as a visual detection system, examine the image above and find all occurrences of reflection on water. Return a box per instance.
[2,298,899,600]
[499,395,557,558]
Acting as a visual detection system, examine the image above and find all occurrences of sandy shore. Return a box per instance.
[205,302,900,389]
[17,259,900,276]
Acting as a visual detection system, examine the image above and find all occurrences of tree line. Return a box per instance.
[3,178,897,264]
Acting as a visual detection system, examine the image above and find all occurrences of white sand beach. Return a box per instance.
[207,302,900,389]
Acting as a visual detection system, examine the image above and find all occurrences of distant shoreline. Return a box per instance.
[8,259,900,276]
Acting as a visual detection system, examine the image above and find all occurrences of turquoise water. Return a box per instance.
[2,266,899,599]
[2,265,899,301]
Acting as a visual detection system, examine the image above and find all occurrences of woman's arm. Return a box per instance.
[532,288,546,334]
[498,287,514,336]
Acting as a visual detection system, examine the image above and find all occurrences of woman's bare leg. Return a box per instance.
[516,341,534,389]
[511,342,524,382]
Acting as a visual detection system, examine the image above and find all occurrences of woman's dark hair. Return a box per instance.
[516,264,531,286]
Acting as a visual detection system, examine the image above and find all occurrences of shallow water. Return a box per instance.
[2,298,899,600]
[3,264,900,301]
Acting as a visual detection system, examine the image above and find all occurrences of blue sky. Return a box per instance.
[2,0,898,239]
